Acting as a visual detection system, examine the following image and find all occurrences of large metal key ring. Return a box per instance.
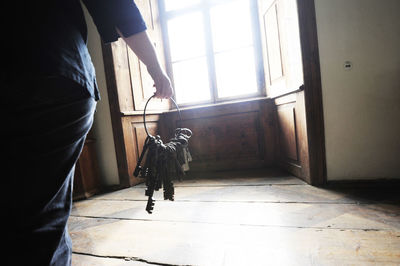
[143,95,182,138]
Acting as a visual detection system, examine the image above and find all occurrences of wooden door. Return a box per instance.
[259,0,303,97]
[258,0,325,185]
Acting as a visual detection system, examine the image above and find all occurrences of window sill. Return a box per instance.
[167,96,272,113]
[165,85,304,114]
[121,86,304,116]
[121,96,271,116]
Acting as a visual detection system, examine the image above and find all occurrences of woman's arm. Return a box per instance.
[117,29,173,99]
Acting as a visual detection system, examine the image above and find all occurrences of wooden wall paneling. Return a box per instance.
[159,110,178,143]
[122,114,160,186]
[275,94,301,177]
[102,39,164,187]
[108,39,135,113]
[101,0,168,186]
[160,99,276,172]
[263,1,286,92]
[129,0,170,111]
[277,104,298,161]
[73,138,101,200]
[120,116,137,186]
[184,112,263,171]
[259,99,277,166]
[275,0,304,93]
[274,91,310,182]
[295,91,311,180]
[102,41,132,187]
[259,0,304,97]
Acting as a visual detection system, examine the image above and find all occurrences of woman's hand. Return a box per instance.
[152,71,173,99]
[118,29,174,99]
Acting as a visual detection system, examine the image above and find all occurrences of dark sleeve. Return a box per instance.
[82,0,147,43]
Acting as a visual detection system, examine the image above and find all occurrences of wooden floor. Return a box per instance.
[69,169,400,266]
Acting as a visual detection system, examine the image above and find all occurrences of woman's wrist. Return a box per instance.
[146,63,164,80]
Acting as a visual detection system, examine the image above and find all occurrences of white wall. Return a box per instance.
[315,0,400,180]
[83,4,120,186]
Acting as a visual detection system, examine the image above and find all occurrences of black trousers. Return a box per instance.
[5,77,96,265]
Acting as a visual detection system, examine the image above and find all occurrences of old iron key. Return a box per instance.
[133,135,154,177]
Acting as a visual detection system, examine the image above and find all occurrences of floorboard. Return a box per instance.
[69,169,400,266]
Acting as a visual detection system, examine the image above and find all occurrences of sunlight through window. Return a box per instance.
[164,0,201,12]
[162,0,262,105]
[215,47,258,98]
[167,12,206,62]
[210,0,254,52]
[172,58,211,104]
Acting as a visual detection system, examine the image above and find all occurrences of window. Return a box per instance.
[160,0,264,105]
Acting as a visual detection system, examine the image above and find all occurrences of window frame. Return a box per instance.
[158,0,266,107]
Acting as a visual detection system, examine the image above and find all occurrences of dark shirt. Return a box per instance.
[5,0,147,101]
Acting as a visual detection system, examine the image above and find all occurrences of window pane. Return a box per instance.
[210,0,253,52]
[164,0,200,11]
[172,57,211,104]
[215,47,258,98]
[167,12,206,62]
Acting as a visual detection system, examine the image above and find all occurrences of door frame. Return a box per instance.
[296,0,326,186]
